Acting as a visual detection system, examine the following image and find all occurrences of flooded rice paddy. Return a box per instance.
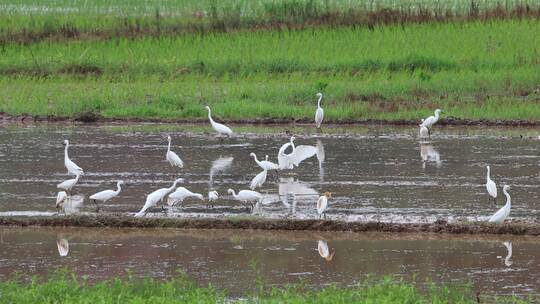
[0,123,538,223]
[1,227,539,296]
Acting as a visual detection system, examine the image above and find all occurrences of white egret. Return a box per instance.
[250,167,268,190]
[57,174,81,195]
[56,191,68,210]
[503,241,513,267]
[205,106,233,136]
[485,165,497,204]
[228,189,262,212]
[489,185,512,224]
[420,109,442,135]
[250,152,279,170]
[63,140,84,176]
[166,135,184,168]
[317,192,332,219]
[314,92,324,129]
[207,190,219,208]
[419,120,429,139]
[167,187,204,206]
[278,141,294,170]
[287,136,318,167]
[89,180,124,211]
[317,240,335,261]
[56,237,69,257]
[135,178,182,217]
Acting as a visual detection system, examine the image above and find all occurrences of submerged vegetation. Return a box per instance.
[0,270,533,303]
[0,0,539,122]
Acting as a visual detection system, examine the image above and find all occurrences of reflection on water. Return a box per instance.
[60,195,85,215]
[420,143,442,168]
[1,227,538,296]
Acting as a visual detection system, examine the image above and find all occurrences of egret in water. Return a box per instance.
[420,109,442,135]
[167,187,204,206]
[57,174,81,195]
[166,135,184,168]
[207,190,219,208]
[63,140,84,176]
[317,192,332,219]
[250,152,278,170]
[419,119,429,139]
[287,136,318,167]
[228,189,262,212]
[89,180,124,212]
[485,165,497,204]
[278,140,294,170]
[489,185,511,224]
[56,191,68,210]
[135,178,182,217]
[315,92,324,130]
[205,106,233,136]
[250,167,268,190]
[317,240,335,261]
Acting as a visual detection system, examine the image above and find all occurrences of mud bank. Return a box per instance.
[1,112,539,126]
[1,215,539,236]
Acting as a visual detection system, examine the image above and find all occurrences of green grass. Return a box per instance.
[0,271,534,303]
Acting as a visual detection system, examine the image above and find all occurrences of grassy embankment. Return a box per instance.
[0,1,539,122]
[0,271,533,303]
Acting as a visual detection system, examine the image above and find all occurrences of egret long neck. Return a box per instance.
[317,95,322,108]
[503,188,511,207]
[230,190,237,199]
[116,183,122,194]
[253,154,261,165]
[290,138,295,150]
[167,138,171,152]
[64,143,69,159]
[486,167,490,179]
[207,109,214,123]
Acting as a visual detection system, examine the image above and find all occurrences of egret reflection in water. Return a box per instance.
[317,240,335,261]
[56,235,69,257]
[420,143,442,168]
[316,139,325,183]
[278,177,318,215]
[59,195,84,214]
[503,241,513,267]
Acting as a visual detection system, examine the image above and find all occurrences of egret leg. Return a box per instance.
[93,200,100,213]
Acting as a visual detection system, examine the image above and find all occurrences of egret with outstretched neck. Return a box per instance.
[228,189,262,212]
[89,180,124,212]
[485,165,497,204]
[167,187,204,206]
[63,140,84,176]
[250,152,278,170]
[205,106,233,136]
[57,174,81,195]
[489,185,511,223]
[135,178,181,217]
[166,135,184,168]
[315,92,324,130]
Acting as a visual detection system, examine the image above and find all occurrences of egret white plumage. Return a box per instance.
[57,237,69,257]
[167,187,204,206]
[287,136,318,167]
[419,119,429,139]
[207,190,219,208]
[228,188,262,212]
[63,140,84,176]
[485,165,497,204]
[489,185,512,224]
[56,191,68,210]
[250,152,279,170]
[57,174,80,195]
[420,109,442,135]
[250,167,267,190]
[314,92,324,129]
[89,180,124,211]
[317,192,331,219]
[502,241,513,267]
[166,135,184,168]
[205,106,233,136]
[317,240,335,261]
[277,141,294,170]
[135,178,182,217]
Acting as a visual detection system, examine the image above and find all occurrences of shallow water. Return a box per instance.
[0,227,538,296]
[0,123,539,223]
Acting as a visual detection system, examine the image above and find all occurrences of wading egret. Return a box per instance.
[315,92,324,129]
[250,152,278,170]
[317,192,332,219]
[503,241,513,267]
[135,178,182,217]
[63,140,84,176]
[489,185,511,224]
[56,237,69,257]
[56,191,68,210]
[167,187,204,206]
[420,109,442,135]
[89,180,124,211]
[207,190,219,208]
[228,189,262,212]
[278,141,294,170]
[485,165,497,204]
[205,106,233,136]
[57,174,81,195]
[250,167,268,190]
[166,135,184,168]
[287,136,317,167]
[317,240,335,261]
[419,124,429,139]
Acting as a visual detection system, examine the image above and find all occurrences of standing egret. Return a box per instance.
[228,189,262,212]
[207,190,219,208]
[135,178,182,217]
[57,174,81,195]
[167,187,204,206]
[489,185,512,224]
[250,152,278,170]
[420,109,442,135]
[419,120,429,139]
[89,180,124,211]
[278,141,294,170]
[56,191,68,210]
[317,192,332,219]
[485,165,497,204]
[205,106,233,136]
[317,240,335,261]
[314,92,324,130]
[250,167,268,190]
[166,135,184,168]
[63,140,84,176]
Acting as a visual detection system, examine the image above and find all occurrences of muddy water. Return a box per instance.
[0,227,538,296]
[0,123,538,222]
